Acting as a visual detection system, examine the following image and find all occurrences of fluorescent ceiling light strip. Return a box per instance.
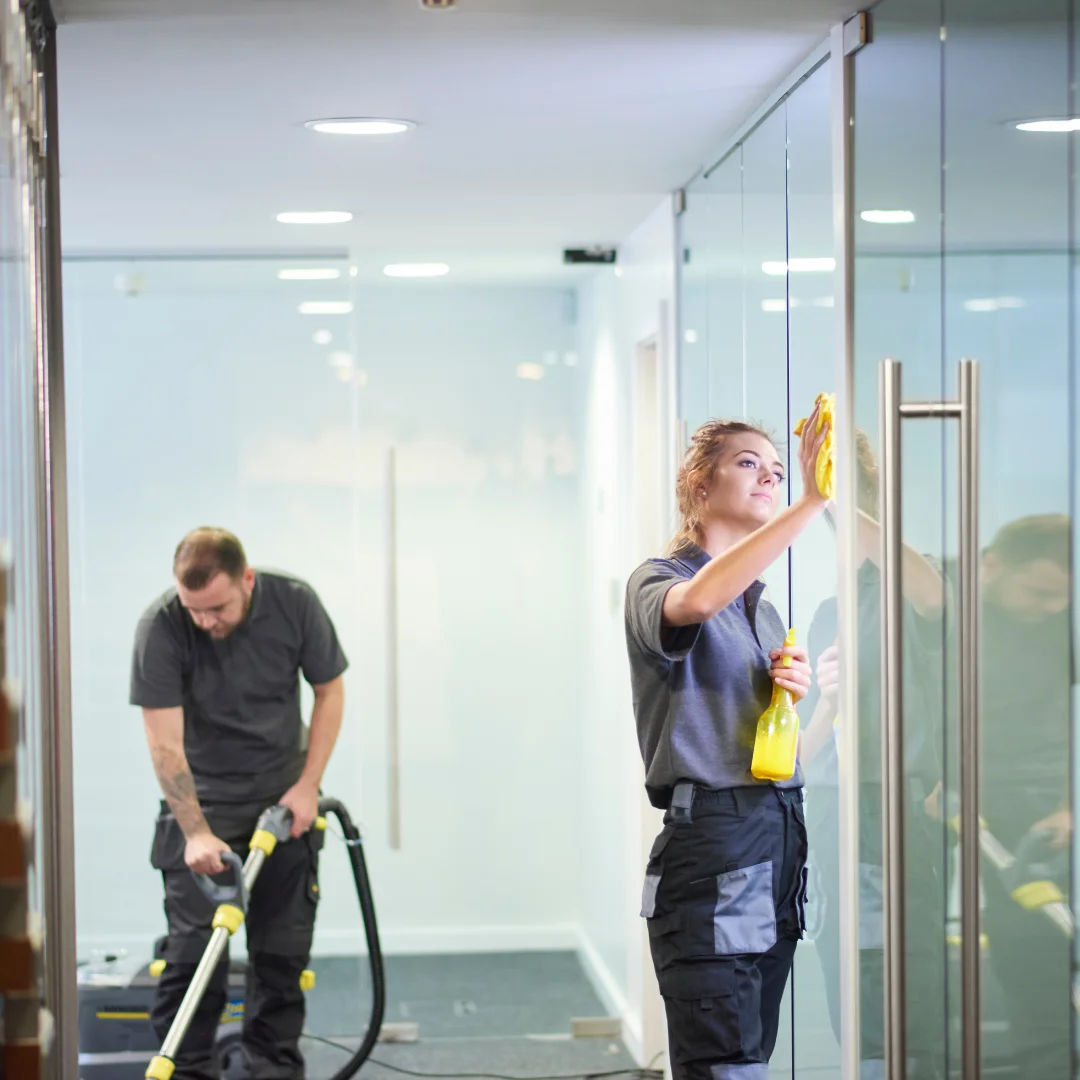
[860,210,915,224]
[306,118,414,135]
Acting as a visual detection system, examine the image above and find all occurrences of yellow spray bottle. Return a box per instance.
[751,628,800,782]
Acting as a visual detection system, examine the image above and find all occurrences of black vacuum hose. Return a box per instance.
[318,797,387,1079]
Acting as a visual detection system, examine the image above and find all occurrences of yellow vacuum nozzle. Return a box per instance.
[793,392,836,500]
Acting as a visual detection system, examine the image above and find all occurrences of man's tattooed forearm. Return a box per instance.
[152,748,209,837]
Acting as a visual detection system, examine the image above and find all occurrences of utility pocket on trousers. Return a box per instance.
[658,960,764,1066]
[714,860,777,955]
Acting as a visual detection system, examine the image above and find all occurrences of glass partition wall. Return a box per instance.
[678,1,1079,1075]
[677,55,838,1078]
[64,256,588,1069]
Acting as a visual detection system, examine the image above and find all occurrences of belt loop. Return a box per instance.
[668,781,695,826]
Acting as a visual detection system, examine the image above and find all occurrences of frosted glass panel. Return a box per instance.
[64,259,584,1048]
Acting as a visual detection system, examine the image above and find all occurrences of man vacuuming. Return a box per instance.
[131,527,348,1079]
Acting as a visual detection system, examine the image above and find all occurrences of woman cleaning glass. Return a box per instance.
[624,404,829,1080]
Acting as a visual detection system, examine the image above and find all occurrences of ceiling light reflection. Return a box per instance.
[278,268,342,280]
[306,118,414,136]
[298,301,354,315]
[383,263,450,278]
[276,211,353,224]
[762,258,835,275]
[517,363,545,381]
[860,210,915,224]
[1016,118,1080,132]
[963,296,1025,313]
[313,330,333,345]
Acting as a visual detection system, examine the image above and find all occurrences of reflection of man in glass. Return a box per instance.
[978,515,1072,1078]
[801,431,948,1080]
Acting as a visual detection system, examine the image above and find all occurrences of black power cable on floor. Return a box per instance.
[300,1032,665,1080]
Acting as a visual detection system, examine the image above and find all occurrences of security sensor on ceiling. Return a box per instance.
[420,0,456,8]
[564,247,617,265]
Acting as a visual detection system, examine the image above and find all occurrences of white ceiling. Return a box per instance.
[53,0,859,281]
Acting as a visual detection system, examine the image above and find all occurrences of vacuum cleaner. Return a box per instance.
[77,796,385,1080]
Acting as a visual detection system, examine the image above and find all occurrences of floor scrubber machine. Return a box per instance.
[77,796,384,1080]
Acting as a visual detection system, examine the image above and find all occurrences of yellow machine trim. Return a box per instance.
[250,828,278,855]
[212,903,246,935]
[145,1055,176,1080]
[97,1010,150,1020]
[1011,879,1065,910]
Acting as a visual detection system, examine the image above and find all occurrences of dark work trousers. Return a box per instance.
[641,785,809,1080]
[149,801,322,1080]
[807,783,946,1080]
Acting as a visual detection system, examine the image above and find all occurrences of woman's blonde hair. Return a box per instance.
[669,418,777,555]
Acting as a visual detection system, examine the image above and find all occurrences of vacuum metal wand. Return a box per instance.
[146,805,292,1080]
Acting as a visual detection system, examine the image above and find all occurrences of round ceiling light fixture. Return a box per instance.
[276,211,353,225]
[306,118,416,136]
[383,262,450,278]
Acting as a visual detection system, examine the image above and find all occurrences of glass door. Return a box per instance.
[849,0,1077,1076]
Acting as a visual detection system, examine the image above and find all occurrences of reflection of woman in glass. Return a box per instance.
[624,410,829,1079]
[801,431,947,1080]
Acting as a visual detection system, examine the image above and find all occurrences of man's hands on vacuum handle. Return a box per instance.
[143,706,230,874]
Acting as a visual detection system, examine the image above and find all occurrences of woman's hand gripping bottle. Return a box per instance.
[751,628,800,782]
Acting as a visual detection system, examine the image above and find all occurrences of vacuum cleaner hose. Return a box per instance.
[318,797,387,1079]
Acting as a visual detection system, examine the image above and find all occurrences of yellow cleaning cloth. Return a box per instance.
[793,392,835,500]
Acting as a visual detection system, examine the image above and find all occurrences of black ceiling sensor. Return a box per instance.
[564,247,617,265]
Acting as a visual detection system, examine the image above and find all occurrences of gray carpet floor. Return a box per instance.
[301,1034,639,1080]
[306,952,613,1040]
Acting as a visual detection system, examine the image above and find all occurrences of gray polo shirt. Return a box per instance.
[625,543,803,808]
[130,570,348,805]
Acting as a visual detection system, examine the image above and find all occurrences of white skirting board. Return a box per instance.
[574,927,642,1065]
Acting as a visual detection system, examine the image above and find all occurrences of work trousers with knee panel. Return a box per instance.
[149,800,322,1080]
[642,785,808,1080]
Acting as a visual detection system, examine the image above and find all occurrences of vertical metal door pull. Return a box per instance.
[878,357,979,1080]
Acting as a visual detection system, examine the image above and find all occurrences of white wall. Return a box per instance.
[575,199,677,1064]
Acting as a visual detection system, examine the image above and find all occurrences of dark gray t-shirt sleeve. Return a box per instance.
[297,586,349,686]
[130,609,184,709]
[626,560,701,661]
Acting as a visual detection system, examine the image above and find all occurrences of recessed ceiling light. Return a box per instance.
[383,263,450,278]
[684,329,699,344]
[328,351,354,368]
[276,211,353,225]
[278,268,342,280]
[1016,118,1080,132]
[517,363,545,381]
[298,301,354,315]
[861,210,916,224]
[761,299,788,313]
[762,258,835,275]
[313,330,333,345]
[306,118,415,136]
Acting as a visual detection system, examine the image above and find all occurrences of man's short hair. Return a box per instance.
[987,514,1070,571]
[173,528,248,590]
